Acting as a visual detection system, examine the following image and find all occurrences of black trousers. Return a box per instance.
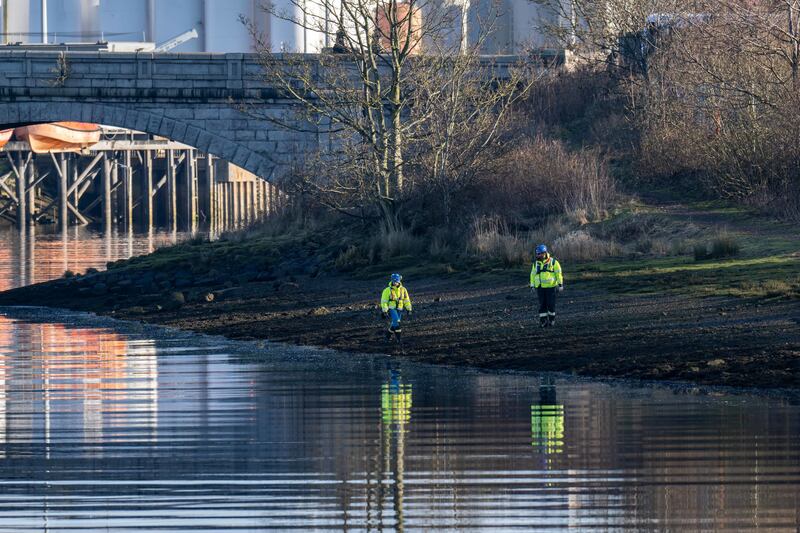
[537,287,557,317]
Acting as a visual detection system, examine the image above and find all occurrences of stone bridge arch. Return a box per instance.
[0,101,278,179]
[0,51,315,181]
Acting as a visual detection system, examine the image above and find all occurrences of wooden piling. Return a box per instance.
[259,181,266,218]
[206,155,215,226]
[27,158,36,225]
[240,182,247,225]
[221,182,227,226]
[110,153,120,223]
[221,183,227,226]
[71,154,79,219]
[228,182,234,226]
[143,150,154,230]
[124,149,134,230]
[103,153,112,230]
[248,182,255,223]
[18,221,26,285]
[59,154,68,229]
[242,181,248,224]
[242,182,250,224]
[234,182,241,226]
[15,153,27,229]
[166,149,177,232]
[185,149,198,232]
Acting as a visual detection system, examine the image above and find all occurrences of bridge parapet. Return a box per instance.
[0,51,272,101]
[0,51,521,100]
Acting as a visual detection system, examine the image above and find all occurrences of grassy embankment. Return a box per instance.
[95,199,798,304]
[571,204,800,300]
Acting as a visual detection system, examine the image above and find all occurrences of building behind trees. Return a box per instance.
[0,0,575,54]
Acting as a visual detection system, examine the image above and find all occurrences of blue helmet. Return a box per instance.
[390,273,402,283]
[535,244,548,255]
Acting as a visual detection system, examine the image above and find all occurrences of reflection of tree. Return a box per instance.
[377,369,412,532]
[531,377,565,457]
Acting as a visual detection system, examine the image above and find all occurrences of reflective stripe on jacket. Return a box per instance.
[530,256,563,289]
[380,284,412,312]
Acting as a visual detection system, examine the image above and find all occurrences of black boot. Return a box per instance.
[548,315,556,327]
[540,317,548,328]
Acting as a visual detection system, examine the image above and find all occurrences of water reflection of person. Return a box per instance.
[531,376,565,457]
[378,368,412,532]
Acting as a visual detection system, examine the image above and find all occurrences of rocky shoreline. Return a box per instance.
[2,262,799,390]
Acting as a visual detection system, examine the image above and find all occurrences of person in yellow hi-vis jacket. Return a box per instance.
[380,273,412,340]
[530,244,563,328]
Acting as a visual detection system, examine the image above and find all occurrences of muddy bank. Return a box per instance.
[1,268,798,389]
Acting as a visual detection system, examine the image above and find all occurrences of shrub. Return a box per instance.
[334,244,368,270]
[369,228,424,261]
[760,279,793,298]
[428,234,454,260]
[476,136,616,222]
[694,232,741,261]
[552,230,619,262]
[468,216,534,266]
[710,234,741,259]
[693,243,710,261]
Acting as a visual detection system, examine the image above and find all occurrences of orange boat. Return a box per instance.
[15,122,101,153]
[0,128,12,150]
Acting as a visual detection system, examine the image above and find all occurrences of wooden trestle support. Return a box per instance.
[0,139,284,232]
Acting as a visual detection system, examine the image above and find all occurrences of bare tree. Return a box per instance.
[531,0,800,217]
[243,0,534,229]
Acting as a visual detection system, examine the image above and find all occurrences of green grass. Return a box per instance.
[572,253,800,299]
[552,199,800,300]
[111,227,318,276]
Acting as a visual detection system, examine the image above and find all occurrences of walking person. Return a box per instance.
[380,273,412,341]
[530,244,563,327]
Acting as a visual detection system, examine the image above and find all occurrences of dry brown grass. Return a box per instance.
[468,214,619,265]
[468,216,535,266]
[479,136,616,222]
[552,231,620,262]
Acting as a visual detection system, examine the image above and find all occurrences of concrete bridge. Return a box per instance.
[0,50,310,181]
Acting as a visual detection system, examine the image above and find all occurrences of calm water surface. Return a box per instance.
[0,308,797,531]
[0,229,799,531]
[0,225,203,291]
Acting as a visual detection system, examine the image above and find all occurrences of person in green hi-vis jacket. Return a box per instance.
[530,244,563,328]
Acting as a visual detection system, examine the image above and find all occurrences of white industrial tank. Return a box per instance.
[0,0,323,52]
[0,0,548,53]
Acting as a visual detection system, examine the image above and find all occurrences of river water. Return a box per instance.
[0,229,799,531]
[0,226,200,292]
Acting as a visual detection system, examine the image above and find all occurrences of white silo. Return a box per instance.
[268,0,307,52]
[0,0,372,52]
[96,0,149,42]
[2,0,33,43]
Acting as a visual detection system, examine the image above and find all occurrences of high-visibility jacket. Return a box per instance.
[531,404,565,454]
[530,255,563,289]
[381,382,413,424]
[380,284,412,312]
